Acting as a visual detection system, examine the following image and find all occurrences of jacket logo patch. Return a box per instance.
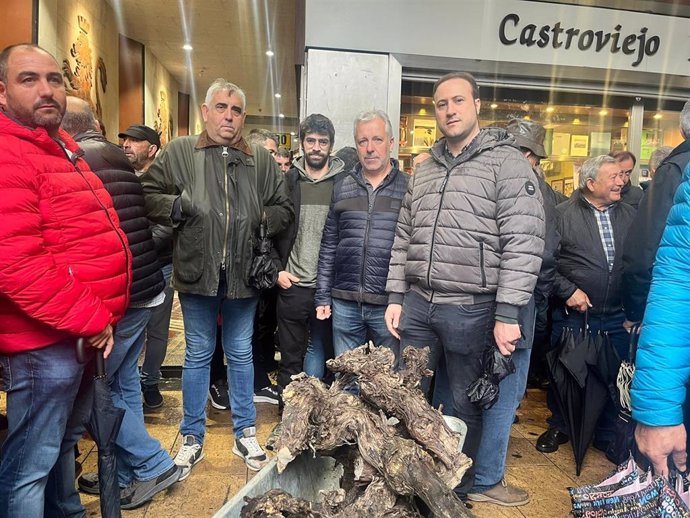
[525,181,536,195]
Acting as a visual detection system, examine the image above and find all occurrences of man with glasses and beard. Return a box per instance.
[274,114,346,395]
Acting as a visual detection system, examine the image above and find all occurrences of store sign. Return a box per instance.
[498,14,660,68]
[305,0,689,76]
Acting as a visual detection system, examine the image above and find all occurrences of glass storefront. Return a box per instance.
[399,81,685,192]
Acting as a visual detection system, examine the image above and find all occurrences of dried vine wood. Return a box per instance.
[327,343,471,489]
[244,345,474,518]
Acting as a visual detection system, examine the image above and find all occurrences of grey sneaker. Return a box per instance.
[119,465,181,510]
[467,479,529,507]
[232,427,268,471]
[174,435,205,481]
[77,472,100,495]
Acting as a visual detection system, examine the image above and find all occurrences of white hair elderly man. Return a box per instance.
[141,78,293,476]
[539,155,636,457]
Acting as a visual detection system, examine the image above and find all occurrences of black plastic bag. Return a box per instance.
[466,346,515,410]
[248,221,278,290]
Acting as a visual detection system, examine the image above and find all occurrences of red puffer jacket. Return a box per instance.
[0,113,132,353]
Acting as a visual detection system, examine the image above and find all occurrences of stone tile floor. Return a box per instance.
[0,295,614,516]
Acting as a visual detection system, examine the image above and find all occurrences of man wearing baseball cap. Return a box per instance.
[119,124,170,409]
[119,124,161,174]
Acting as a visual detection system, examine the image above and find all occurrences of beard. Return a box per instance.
[305,151,329,170]
[8,98,64,134]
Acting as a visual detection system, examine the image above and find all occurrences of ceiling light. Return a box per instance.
[265,50,274,57]
[274,93,281,99]
[290,131,296,136]
[523,115,531,121]
[490,103,498,109]
[278,113,285,119]
[653,113,662,120]
[182,44,193,51]
[599,109,608,116]
[418,108,427,115]
[545,106,554,113]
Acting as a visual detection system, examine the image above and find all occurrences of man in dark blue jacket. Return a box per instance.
[315,110,408,359]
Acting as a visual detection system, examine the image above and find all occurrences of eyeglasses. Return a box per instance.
[304,137,330,148]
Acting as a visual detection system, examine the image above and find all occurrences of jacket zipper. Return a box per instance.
[359,186,374,304]
[479,242,487,288]
[220,146,231,276]
[427,167,453,290]
[70,151,131,310]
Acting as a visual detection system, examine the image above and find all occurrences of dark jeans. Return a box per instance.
[141,263,174,387]
[252,287,279,389]
[0,340,94,518]
[276,285,333,389]
[546,306,629,444]
[528,293,551,383]
[398,290,495,497]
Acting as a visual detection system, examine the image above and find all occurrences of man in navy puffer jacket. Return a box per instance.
[315,110,408,359]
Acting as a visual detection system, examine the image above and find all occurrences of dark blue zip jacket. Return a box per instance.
[315,160,409,307]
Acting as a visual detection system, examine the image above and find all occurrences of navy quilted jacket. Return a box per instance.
[315,161,409,306]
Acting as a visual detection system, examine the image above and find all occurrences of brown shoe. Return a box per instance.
[468,479,529,507]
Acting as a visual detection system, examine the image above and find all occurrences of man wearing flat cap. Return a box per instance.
[119,124,161,174]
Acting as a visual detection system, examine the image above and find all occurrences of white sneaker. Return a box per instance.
[232,427,268,471]
[174,435,204,481]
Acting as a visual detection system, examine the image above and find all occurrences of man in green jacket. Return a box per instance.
[142,78,293,477]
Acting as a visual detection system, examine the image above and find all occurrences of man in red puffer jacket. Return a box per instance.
[0,44,131,518]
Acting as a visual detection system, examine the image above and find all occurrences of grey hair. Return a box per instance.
[681,100,690,138]
[204,78,246,111]
[353,109,393,140]
[579,155,619,189]
[246,128,279,147]
[649,146,673,172]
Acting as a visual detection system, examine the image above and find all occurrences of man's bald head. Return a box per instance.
[62,95,99,136]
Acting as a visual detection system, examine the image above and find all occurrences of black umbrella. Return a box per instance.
[248,221,278,290]
[76,338,124,518]
[467,346,516,410]
[547,325,609,476]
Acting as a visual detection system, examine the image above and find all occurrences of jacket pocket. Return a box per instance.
[479,242,487,288]
[174,223,205,283]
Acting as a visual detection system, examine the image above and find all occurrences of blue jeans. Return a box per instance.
[141,263,174,386]
[398,290,495,497]
[0,340,91,518]
[178,293,258,441]
[472,297,536,492]
[332,299,400,360]
[104,307,174,485]
[546,306,629,444]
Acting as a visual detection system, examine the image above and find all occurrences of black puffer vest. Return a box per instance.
[75,131,165,304]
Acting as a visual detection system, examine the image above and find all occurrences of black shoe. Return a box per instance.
[142,383,164,409]
[208,379,230,410]
[536,428,569,453]
[119,465,181,510]
[253,385,281,405]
